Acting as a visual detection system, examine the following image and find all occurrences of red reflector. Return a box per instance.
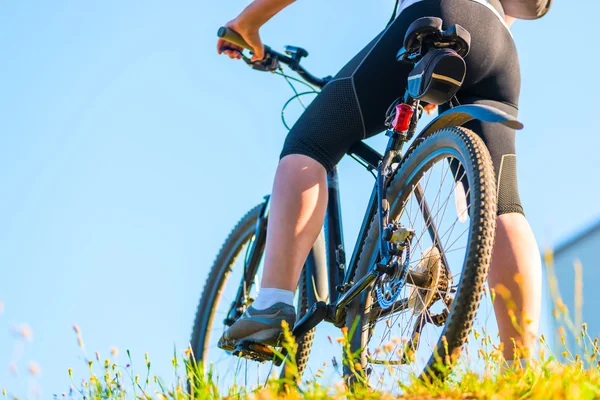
[392,104,414,132]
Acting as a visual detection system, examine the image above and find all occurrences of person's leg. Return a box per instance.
[489,213,542,361]
[217,154,328,349]
[457,98,542,362]
[260,154,328,291]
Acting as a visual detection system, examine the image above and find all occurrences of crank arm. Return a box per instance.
[272,301,329,367]
[292,301,327,339]
[334,269,378,322]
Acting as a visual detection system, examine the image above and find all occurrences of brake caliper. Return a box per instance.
[383,223,415,252]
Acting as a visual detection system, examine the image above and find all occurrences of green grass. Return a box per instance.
[4,249,600,399]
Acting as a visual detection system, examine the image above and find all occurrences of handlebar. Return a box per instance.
[217,27,331,89]
[217,26,251,49]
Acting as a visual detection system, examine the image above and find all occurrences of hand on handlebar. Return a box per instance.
[216,23,330,87]
[217,20,264,62]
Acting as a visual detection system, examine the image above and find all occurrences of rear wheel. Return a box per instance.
[346,127,497,387]
[189,203,314,395]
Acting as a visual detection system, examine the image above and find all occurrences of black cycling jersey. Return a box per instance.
[280,0,524,216]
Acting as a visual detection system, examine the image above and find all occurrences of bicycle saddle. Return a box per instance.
[398,17,471,61]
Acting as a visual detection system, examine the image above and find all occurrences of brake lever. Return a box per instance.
[220,44,280,72]
[250,53,280,72]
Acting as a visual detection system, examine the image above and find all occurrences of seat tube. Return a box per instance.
[304,229,329,306]
[304,167,345,307]
[325,166,345,304]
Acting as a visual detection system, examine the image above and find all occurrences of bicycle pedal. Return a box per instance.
[232,341,277,363]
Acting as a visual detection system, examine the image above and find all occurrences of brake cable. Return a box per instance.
[275,68,318,130]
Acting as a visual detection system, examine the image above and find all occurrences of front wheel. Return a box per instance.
[189,203,314,395]
[346,127,497,386]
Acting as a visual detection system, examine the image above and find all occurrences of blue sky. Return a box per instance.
[1,0,598,396]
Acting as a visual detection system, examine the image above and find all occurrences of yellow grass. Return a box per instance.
[3,248,600,399]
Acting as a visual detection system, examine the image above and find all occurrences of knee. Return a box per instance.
[279,154,326,170]
[497,212,527,232]
[276,154,327,181]
[280,139,336,173]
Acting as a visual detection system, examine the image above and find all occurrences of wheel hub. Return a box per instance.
[407,246,444,314]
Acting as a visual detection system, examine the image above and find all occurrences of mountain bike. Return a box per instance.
[190,17,523,390]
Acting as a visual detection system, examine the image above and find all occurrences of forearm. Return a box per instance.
[235,0,296,28]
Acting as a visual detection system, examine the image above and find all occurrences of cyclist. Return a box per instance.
[217,0,549,367]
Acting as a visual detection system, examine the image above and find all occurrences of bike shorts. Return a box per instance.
[280,0,524,216]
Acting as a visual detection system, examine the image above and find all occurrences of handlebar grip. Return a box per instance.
[217,26,252,51]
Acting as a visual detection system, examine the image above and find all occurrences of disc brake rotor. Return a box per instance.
[375,242,411,309]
